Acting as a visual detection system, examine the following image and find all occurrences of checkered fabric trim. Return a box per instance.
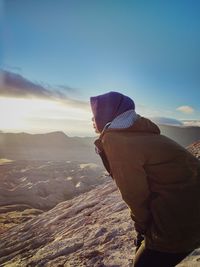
[109,109,138,129]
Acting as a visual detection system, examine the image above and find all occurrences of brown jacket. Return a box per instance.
[95,117,200,252]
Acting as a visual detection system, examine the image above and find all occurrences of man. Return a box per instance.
[90,91,200,267]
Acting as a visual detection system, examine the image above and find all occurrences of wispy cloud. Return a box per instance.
[176,105,194,114]
[3,65,23,73]
[0,70,62,99]
[57,84,80,95]
[0,70,88,110]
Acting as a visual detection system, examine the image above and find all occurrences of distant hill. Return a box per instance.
[0,124,199,162]
[158,124,200,147]
[0,131,100,163]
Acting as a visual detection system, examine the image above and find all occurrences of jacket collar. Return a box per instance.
[98,116,160,141]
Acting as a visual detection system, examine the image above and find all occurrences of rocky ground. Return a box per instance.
[0,142,200,266]
[0,180,200,267]
[0,160,106,210]
[0,204,43,235]
[0,159,106,235]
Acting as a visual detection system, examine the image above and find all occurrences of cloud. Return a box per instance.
[0,69,89,110]
[176,105,194,114]
[57,85,80,95]
[0,70,60,99]
[3,65,23,72]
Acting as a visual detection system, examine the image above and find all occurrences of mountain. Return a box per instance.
[0,131,100,163]
[158,124,200,147]
[1,122,200,164]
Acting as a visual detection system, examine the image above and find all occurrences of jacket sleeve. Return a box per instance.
[94,139,112,176]
[114,161,151,234]
[102,135,151,234]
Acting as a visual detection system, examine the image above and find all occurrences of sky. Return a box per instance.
[0,0,200,136]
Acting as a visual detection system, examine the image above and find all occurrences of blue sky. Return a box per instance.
[1,0,200,135]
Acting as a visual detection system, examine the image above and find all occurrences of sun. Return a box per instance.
[0,97,61,132]
[0,97,29,130]
[0,96,92,135]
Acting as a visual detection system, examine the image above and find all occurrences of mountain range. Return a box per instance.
[158,124,200,147]
[0,122,199,163]
[0,131,100,163]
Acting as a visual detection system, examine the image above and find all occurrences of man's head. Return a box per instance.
[90,91,135,133]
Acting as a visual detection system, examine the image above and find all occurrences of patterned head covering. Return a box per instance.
[90,91,135,133]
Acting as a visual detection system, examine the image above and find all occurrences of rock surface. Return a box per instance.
[0,180,200,267]
[0,204,43,234]
[0,160,106,210]
[0,142,200,266]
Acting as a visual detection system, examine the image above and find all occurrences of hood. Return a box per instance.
[90,91,135,132]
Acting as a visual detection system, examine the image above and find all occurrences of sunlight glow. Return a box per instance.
[0,97,92,135]
[0,97,34,130]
